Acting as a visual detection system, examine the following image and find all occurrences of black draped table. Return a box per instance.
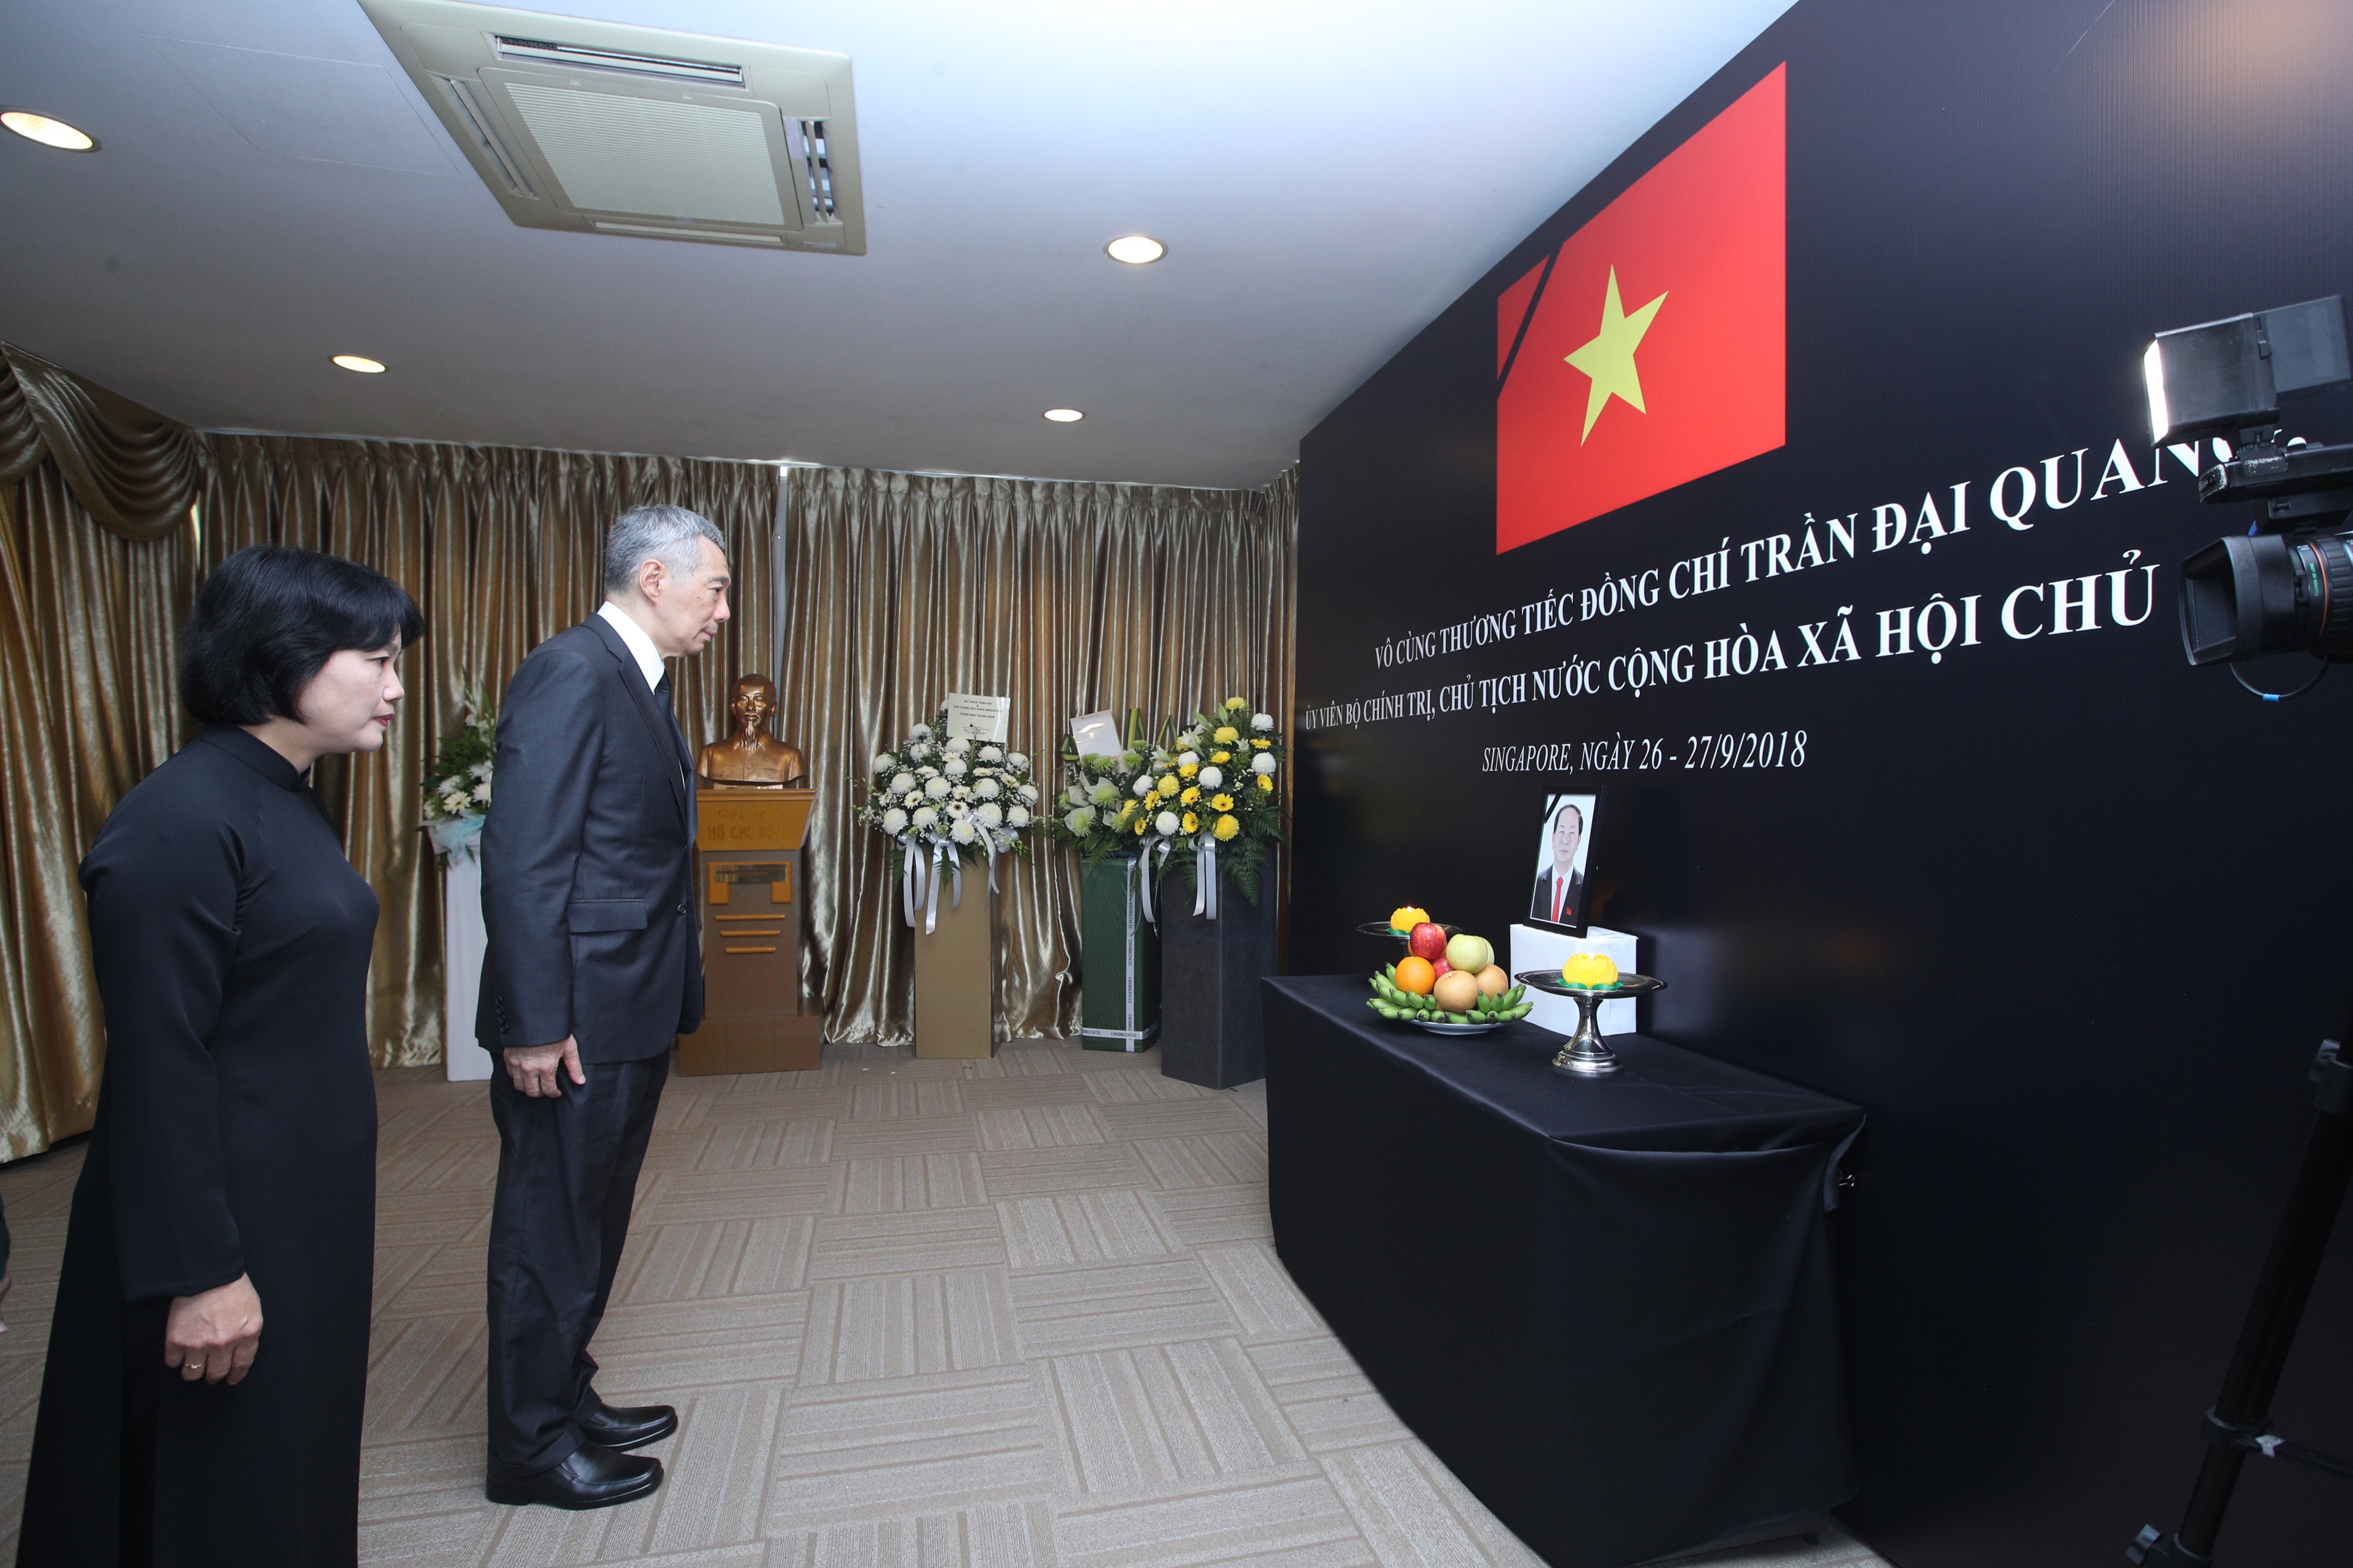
[1262,975,1865,1568]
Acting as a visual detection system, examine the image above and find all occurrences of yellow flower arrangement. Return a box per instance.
[1151,699,1284,907]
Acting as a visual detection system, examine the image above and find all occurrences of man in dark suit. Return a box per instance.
[1530,800,1585,926]
[476,504,731,1509]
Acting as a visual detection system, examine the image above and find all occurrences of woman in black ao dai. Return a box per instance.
[18,545,422,1567]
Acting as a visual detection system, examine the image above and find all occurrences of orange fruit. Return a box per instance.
[1395,956,1436,995]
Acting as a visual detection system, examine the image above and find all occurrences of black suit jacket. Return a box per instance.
[477,616,704,1061]
[1530,865,1583,926]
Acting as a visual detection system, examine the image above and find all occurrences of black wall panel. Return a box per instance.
[1290,2,2353,1562]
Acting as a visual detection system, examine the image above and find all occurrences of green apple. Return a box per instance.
[1444,933,1493,973]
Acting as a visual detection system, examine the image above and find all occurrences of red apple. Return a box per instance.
[1431,958,1452,978]
[1408,922,1448,961]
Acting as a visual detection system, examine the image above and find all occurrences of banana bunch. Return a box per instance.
[1365,965,1531,1025]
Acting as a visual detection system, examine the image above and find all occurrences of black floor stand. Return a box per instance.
[2129,1028,2353,1564]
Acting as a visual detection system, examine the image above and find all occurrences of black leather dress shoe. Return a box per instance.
[485,1444,662,1509]
[579,1400,678,1452]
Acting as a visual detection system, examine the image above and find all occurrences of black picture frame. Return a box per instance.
[1527,789,1601,936]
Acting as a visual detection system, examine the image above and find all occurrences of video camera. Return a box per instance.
[2147,295,2353,672]
[2127,302,2353,1566]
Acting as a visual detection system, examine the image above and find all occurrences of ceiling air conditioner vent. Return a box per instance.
[788,119,837,221]
[361,0,864,255]
[492,36,746,89]
[432,74,539,199]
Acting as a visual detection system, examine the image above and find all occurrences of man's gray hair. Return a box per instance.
[603,504,729,596]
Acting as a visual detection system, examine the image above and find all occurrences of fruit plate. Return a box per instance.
[1407,1018,1510,1036]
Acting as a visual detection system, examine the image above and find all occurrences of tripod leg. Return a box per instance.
[2147,1037,2353,1563]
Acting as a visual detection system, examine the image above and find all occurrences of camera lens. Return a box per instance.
[2179,529,2353,664]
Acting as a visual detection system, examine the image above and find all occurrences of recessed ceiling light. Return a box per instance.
[333,355,388,374]
[1,110,98,152]
[1105,235,1165,265]
[1043,408,1084,423]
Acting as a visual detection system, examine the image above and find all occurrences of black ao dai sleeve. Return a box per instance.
[79,797,249,1302]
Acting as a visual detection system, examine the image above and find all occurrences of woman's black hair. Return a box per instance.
[179,545,425,726]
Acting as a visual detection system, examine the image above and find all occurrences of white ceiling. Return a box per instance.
[0,1,1794,490]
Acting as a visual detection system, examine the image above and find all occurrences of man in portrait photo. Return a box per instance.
[476,504,731,1510]
[1530,797,1589,927]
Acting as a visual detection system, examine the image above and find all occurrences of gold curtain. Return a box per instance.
[201,437,779,1069]
[0,470,199,1160]
[0,344,206,541]
[775,467,1297,1046]
[0,342,206,1158]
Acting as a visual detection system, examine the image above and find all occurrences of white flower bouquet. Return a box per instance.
[855,708,1036,928]
[422,682,497,862]
[1039,707,1159,869]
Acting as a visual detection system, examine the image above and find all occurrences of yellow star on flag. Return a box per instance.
[1563,267,1668,443]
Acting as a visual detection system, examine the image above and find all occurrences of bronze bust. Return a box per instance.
[695,673,806,787]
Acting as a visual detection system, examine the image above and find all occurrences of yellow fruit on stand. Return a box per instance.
[1562,952,1619,988]
[1389,905,1429,932]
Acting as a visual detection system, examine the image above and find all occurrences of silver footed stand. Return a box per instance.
[1512,971,1666,1076]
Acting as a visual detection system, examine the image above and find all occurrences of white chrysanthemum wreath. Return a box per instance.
[855,708,1038,931]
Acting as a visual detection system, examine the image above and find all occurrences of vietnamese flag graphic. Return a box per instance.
[1496,65,1785,553]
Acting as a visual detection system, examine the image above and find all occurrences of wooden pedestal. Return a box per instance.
[680,788,825,1075]
[914,873,998,1059]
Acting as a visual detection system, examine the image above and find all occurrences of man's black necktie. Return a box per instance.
[652,672,692,770]
[654,671,696,842]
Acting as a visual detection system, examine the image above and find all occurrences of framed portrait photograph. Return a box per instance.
[1528,790,1599,935]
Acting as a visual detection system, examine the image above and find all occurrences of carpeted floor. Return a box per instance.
[0,1039,1890,1568]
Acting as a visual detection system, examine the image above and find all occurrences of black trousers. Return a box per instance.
[485,1052,668,1475]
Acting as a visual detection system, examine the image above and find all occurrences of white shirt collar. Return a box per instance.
[596,601,668,692]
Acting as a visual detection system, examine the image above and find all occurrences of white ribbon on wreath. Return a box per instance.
[1192,833,1219,919]
[901,835,924,929]
[1135,837,1173,927]
[898,838,964,935]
